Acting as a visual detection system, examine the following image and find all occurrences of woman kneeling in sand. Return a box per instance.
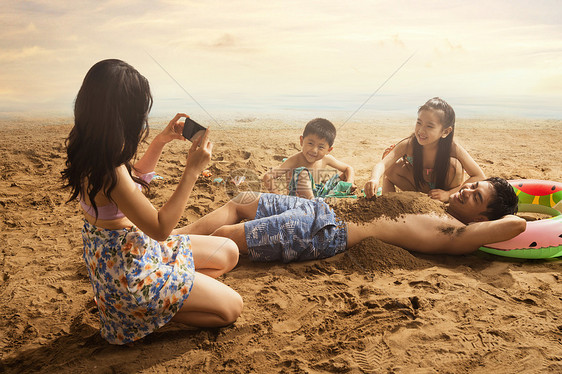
[62,59,242,345]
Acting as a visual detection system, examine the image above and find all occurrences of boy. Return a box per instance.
[262,118,355,199]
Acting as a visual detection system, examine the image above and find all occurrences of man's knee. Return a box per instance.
[228,191,261,219]
[212,224,247,252]
[231,191,261,205]
[212,225,235,239]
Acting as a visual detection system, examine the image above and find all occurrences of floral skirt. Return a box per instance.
[82,220,195,344]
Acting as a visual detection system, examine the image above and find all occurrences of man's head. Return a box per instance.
[300,118,336,163]
[447,177,519,224]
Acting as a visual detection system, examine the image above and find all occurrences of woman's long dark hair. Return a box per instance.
[61,59,153,218]
[411,97,455,190]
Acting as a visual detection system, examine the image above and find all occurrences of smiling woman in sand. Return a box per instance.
[61,59,242,345]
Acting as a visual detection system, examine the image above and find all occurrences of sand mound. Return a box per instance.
[342,237,434,273]
[329,191,446,224]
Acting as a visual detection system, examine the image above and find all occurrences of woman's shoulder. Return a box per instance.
[84,165,128,201]
[115,164,133,179]
[449,140,465,157]
[395,136,413,154]
[449,141,478,165]
[115,165,141,192]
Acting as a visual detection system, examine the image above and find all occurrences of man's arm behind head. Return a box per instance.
[361,213,526,255]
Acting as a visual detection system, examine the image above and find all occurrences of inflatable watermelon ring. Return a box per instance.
[479,179,562,259]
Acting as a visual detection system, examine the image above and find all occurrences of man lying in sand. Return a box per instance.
[181,177,525,262]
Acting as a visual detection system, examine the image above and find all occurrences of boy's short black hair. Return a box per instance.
[483,177,519,220]
[303,118,336,146]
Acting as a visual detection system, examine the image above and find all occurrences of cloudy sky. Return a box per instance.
[2,0,561,121]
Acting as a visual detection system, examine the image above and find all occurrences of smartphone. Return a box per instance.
[182,118,206,141]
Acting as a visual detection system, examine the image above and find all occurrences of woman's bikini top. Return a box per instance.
[79,172,155,220]
[404,155,434,175]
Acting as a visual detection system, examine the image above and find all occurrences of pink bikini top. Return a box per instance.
[80,172,155,220]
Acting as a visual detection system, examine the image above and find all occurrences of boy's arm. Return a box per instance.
[262,170,277,193]
[262,154,299,193]
[324,155,355,184]
[295,171,315,199]
[369,213,526,255]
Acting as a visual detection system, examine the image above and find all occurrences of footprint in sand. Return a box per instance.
[41,270,77,285]
[352,336,393,373]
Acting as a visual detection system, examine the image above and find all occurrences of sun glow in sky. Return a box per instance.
[2,0,562,121]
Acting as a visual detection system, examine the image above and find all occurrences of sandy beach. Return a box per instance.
[0,117,561,373]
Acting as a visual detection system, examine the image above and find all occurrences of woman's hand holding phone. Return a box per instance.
[185,128,212,176]
[157,113,210,175]
[182,118,206,142]
[158,113,189,143]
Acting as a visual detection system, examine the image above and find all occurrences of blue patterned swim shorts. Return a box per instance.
[244,193,347,263]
